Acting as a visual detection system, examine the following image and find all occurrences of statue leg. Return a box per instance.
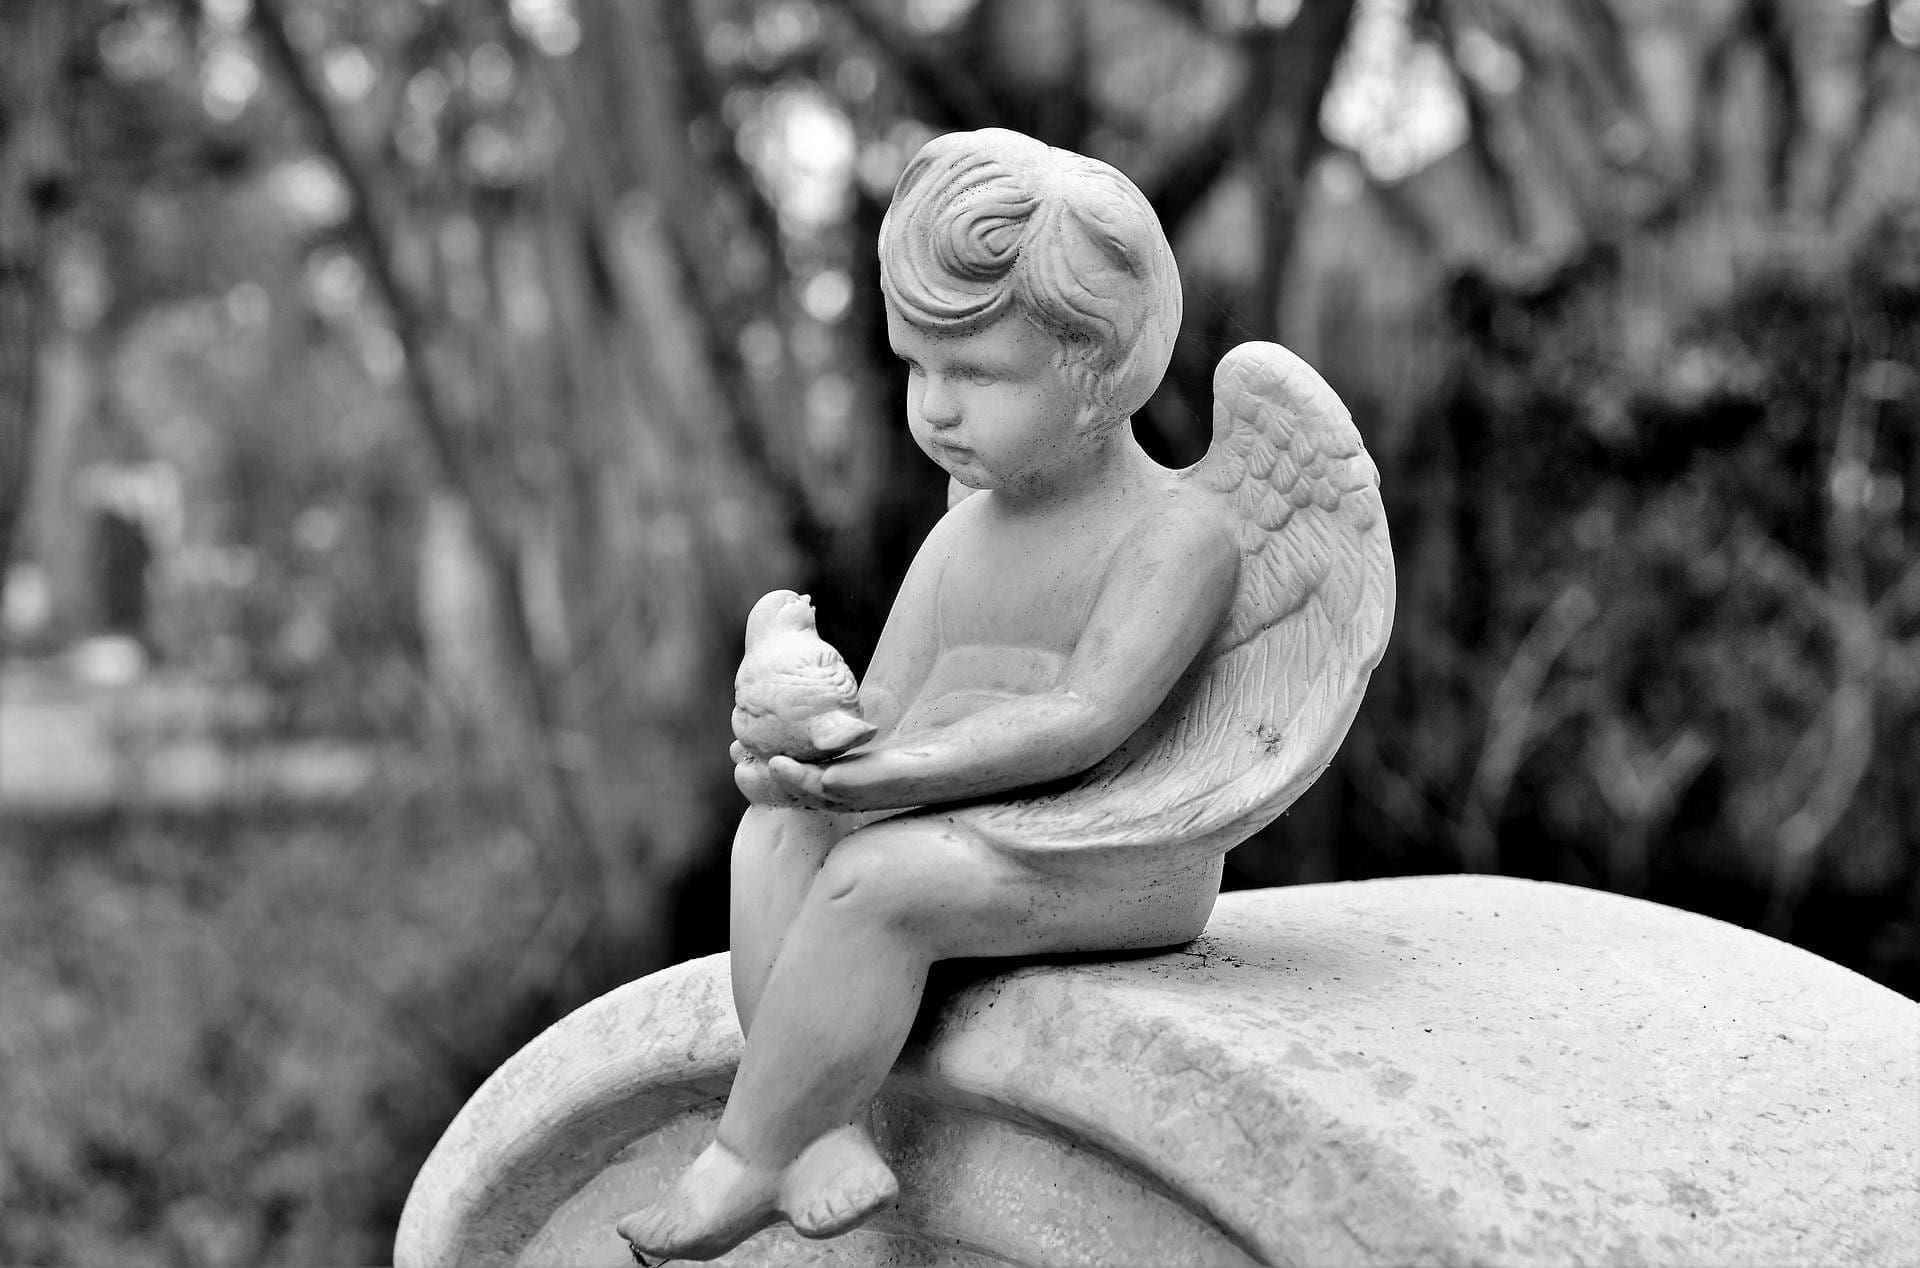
[727,805,848,1036]
[618,814,1219,1258]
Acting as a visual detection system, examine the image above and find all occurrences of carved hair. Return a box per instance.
[880,129,1182,425]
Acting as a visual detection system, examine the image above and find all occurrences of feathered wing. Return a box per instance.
[957,342,1395,857]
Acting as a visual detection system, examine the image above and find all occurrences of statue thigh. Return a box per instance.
[805,812,1224,963]
[729,805,851,1031]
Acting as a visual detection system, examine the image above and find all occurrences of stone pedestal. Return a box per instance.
[397,876,1919,1267]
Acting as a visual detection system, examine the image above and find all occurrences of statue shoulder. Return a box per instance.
[1109,483,1240,585]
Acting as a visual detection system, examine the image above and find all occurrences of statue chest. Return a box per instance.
[883,537,1110,735]
[931,538,1107,656]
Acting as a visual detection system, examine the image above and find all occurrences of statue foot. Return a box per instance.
[780,1122,900,1239]
[614,1125,897,1259]
[614,1140,779,1263]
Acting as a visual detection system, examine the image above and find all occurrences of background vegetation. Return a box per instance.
[2,0,1916,1262]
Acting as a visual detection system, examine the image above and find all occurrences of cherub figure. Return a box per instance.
[617,128,1393,1262]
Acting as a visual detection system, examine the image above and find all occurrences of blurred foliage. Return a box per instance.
[1,0,1917,1262]
[0,787,564,1265]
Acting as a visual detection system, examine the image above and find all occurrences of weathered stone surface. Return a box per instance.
[398,876,1920,1267]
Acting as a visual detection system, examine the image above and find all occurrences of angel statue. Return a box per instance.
[617,127,1395,1262]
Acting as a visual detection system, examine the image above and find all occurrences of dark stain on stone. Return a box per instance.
[1606,1234,1651,1267]
[1660,1172,1720,1217]
[1284,1042,1332,1071]
[1373,1067,1416,1099]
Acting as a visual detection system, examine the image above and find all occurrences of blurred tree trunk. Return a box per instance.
[1245,0,1362,340]
[0,0,73,596]
[505,0,804,959]
[250,0,659,989]
[254,0,855,985]
[1275,0,1918,935]
[0,0,79,795]
[1159,1,1361,461]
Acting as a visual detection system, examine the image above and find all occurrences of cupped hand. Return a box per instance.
[731,744,844,811]
[765,755,842,809]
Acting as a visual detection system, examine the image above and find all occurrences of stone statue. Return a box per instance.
[616,127,1395,1263]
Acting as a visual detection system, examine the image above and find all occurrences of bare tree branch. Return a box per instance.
[250,0,626,952]
[657,0,786,259]
[1142,28,1275,236]
[603,0,831,558]
[251,0,495,553]
[821,0,1004,126]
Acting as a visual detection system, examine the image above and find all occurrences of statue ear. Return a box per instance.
[1075,399,1118,436]
[1050,344,1113,435]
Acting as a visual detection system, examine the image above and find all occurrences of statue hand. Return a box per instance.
[732,744,844,810]
[762,754,847,811]
[733,748,794,808]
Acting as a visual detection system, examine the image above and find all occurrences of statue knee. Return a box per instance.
[735,807,832,866]
[814,841,908,921]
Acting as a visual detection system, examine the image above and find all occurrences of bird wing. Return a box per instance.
[957,342,1395,858]
[738,640,862,717]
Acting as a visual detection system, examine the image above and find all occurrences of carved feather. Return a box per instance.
[954,342,1395,858]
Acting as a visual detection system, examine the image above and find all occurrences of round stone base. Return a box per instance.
[398,876,1920,1266]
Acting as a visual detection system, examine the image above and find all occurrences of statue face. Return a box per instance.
[886,305,1092,495]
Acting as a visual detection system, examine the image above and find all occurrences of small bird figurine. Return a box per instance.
[733,590,877,763]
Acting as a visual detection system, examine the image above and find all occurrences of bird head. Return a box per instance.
[744,589,818,643]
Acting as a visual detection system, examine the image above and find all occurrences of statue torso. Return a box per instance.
[889,494,1141,737]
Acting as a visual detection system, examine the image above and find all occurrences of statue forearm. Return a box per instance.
[815,692,1124,811]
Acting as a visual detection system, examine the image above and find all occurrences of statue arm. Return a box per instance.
[770,513,1238,813]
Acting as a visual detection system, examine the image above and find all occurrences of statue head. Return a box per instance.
[744,589,817,643]
[879,129,1182,429]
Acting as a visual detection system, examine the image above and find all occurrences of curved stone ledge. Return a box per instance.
[397,876,1920,1267]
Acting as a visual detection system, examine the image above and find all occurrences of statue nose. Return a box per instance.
[921,379,962,427]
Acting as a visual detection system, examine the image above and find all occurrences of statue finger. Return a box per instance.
[768,755,832,805]
[735,761,782,805]
[767,755,809,788]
